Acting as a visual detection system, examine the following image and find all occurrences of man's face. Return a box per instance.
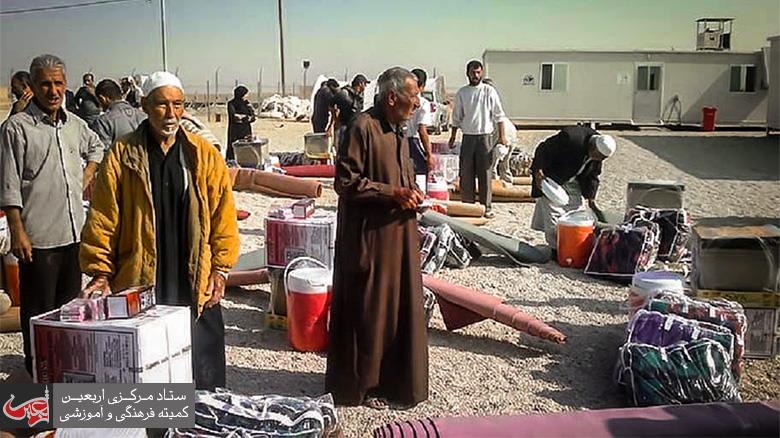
[355,83,366,94]
[588,143,608,161]
[467,66,483,86]
[31,67,67,115]
[11,78,31,100]
[142,86,185,139]
[83,74,94,87]
[388,77,419,124]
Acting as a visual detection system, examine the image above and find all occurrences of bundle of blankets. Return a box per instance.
[615,291,746,406]
[585,206,692,283]
[260,95,311,121]
[166,389,339,437]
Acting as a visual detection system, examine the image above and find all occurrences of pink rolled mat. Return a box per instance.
[226,269,269,287]
[373,400,780,438]
[281,164,336,178]
[422,275,566,344]
[229,168,323,198]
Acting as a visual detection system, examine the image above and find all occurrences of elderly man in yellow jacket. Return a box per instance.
[80,71,239,390]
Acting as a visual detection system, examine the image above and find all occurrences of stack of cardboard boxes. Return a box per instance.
[693,222,780,358]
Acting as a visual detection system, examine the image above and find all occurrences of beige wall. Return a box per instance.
[484,50,768,126]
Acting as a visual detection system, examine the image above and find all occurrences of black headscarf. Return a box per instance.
[230,85,253,116]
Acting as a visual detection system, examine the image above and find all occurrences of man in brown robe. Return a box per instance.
[326,67,429,409]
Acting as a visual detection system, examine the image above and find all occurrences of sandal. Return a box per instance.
[363,397,389,411]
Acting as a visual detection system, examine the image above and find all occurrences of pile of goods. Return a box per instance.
[260,95,311,120]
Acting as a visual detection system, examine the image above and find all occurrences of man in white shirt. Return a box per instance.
[449,60,506,218]
[406,68,434,175]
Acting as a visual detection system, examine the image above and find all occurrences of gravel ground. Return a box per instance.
[1,117,778,437]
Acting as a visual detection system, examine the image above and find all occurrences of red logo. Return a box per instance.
[2,387,49,427]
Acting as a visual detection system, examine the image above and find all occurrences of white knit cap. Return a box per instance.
[592,134,616,158]
[141,71,184,95]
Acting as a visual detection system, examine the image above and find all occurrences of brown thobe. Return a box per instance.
[325,106,429,406]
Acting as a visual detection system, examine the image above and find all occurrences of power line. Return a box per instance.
[0,0,146,16]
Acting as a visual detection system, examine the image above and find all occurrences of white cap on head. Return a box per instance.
[142,71,184,95]
[592,134,616,158]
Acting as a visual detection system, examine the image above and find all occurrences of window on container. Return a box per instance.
[637,66,661,91]
[540,63,567,91]
[729,65,757,92]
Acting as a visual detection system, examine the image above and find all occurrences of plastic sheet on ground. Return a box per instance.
[616,339,740,406]
[260,94,311,121]
[166,389,338,438]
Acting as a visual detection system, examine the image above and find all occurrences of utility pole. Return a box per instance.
[302,59,310,98]
[277,0,286,96]
[215,67,220,104]
[160,0,168,71]
[257,66,263,108]
[206,80,211,122]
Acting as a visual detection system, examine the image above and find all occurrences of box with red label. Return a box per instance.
[31,305,192,383]
[265,211,336,269]
[292,198,315,219]
[105,285,156,319]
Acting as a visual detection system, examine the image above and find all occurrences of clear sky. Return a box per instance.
[1,0,778,94]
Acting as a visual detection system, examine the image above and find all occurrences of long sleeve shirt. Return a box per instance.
[90,100,147,150]
[452,82,505,135]
[0,102,104,248]
[530,126,602,200]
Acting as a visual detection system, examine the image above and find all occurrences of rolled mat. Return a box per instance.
[226,269,269,287]
[449,191,534,203]
[281,164,335,178]
[454,217,489,226]
[229,168,322,198]
[420,210,551,265]
[373,400,780,438]
[454,179,531,199]
[423,275,566,343]
[433,200,485,217]
[512,176,532,186]
[0,306,20,333]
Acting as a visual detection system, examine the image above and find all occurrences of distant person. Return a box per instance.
[311,78,340,134]
[530,126,616,247]
[332,74,368,147]
[74,72,102,125]
[226,85,256,162]
[449,60,506,218]
[91,78,147,149]
[0,54,103,374]
[7,71,33,119]
[482,78,517,184]
[327,67,428,410]
[406,68,433,175]
[64,88,77,114]
[122,76,143,108]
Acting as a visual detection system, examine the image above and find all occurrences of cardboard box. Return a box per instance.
[32,305,192,383]
[744,307,779,358]
[265,211,336,269]
[105,285,156,319]
[233,138,269,168]
[292,199,315,219]
[626,180,685,211]
[693,224,780,292]
[304,133,331,160]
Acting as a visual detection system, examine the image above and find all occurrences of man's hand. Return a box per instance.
[81,274,111,298]
[448,134,456,149]
[392,187,424,210]
[427,154,436,173]
[534,169,545,189]
[10,227,33,263]
[205,270,227,308]
[12,90,32,113]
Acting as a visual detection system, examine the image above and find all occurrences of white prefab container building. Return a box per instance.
[767,36,780,130]
[483,49,769,127]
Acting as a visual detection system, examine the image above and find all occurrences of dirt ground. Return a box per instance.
[0,113,778,437]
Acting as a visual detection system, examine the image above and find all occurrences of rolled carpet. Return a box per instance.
[432,200,486,217]
[229,168,322,198]
[512,176,532,186]
[449,191,534,203]
[281,164,335,178]
[454,217,490,226]
[0,306,20,333]
[227,249,270,287]
[420,210,551,265]
[373,400,780,438]
[423,275,566,344]
[453,179,531,199]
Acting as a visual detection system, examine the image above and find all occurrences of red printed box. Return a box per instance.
[265,211,336,269]
[105,285,156,319]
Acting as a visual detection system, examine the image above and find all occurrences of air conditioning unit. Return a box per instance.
[697,30,723,50]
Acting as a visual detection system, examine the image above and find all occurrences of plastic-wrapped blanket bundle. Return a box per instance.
[627,310,735,359]
[584,222,660,283]
[616,339,740,406]
[625,206,692,262]
[418,224,475,274]
[166,390,338,438]
[646,292,746,379]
